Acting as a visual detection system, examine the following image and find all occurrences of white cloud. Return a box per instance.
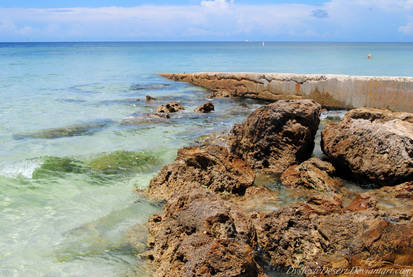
[0,18,32,36]
[399,20,413,35]
[0,0,411,41]
[201,0,234,9]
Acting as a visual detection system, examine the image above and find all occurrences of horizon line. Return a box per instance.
[1,40,412,43]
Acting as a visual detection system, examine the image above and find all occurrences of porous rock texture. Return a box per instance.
[230,99,321,175]
[252,187,413,274]
[321,107,413,186]
[194,102,215,113]
[280,157,342,194]
[144,187,265,277]
[148,144,255,201]
[156,102,184,113]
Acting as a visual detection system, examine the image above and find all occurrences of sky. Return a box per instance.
[0,0,412,42]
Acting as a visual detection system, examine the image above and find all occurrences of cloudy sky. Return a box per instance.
[0,0,412,42]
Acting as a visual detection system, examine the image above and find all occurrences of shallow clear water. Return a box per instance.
[1,42,412,276]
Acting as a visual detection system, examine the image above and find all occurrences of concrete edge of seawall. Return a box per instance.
[159,72,413,112]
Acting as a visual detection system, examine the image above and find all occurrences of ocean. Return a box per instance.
[0,42,412,276]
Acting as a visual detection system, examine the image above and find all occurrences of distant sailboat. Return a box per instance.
[262,42,265,47]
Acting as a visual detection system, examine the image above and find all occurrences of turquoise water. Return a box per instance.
[1,42,413,276]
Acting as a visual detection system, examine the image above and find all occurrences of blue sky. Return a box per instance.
[0,0,412,42]
[0,0,330,8]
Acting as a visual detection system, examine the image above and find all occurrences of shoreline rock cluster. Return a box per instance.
[137,100,413,276]
[122,98,215,126]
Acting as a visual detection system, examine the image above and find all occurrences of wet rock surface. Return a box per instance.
[322,107,413,186]
[156,102,184,113]
[346,181,413,214]
[230,99,321,175]
[194,102,215,113]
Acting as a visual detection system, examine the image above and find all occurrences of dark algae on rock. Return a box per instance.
[32,151,161,179]
[86,150,160,175]
[32,157,85,179]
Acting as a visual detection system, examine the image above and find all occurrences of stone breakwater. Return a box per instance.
[159,72,413,112]
[135,100,413,276]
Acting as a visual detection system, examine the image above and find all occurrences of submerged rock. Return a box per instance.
[281,157,342,194]
[194,102,215,113]
[86,151,159,175]
[32,157,85,178]
[14,120,112,139]
[346,181,413,214]
[233,186,280,214]
[321,107,413,186]
[146,95,157,103]
[130,83,171,91]
[230,100,321,175]
[156,102,184,113]
[121,113,170,126]
[148,144,255,201]
[144,187,263,277]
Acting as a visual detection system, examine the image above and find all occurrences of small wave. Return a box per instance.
[0,159,42,178]
[129,83,172,91]
[320,110,347,120]
[97,99,140,106]
[56,98,87,104]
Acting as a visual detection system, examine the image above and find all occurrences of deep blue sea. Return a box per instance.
[0,42,412,276]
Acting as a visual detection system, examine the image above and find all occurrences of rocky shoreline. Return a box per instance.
[133,97,413,276]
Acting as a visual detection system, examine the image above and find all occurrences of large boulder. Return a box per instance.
[321,107,413,186]
[148,144,255,201]
[144,187,263,277]
[230,100,321,175]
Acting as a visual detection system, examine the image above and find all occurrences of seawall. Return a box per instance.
[159,72,413,112]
